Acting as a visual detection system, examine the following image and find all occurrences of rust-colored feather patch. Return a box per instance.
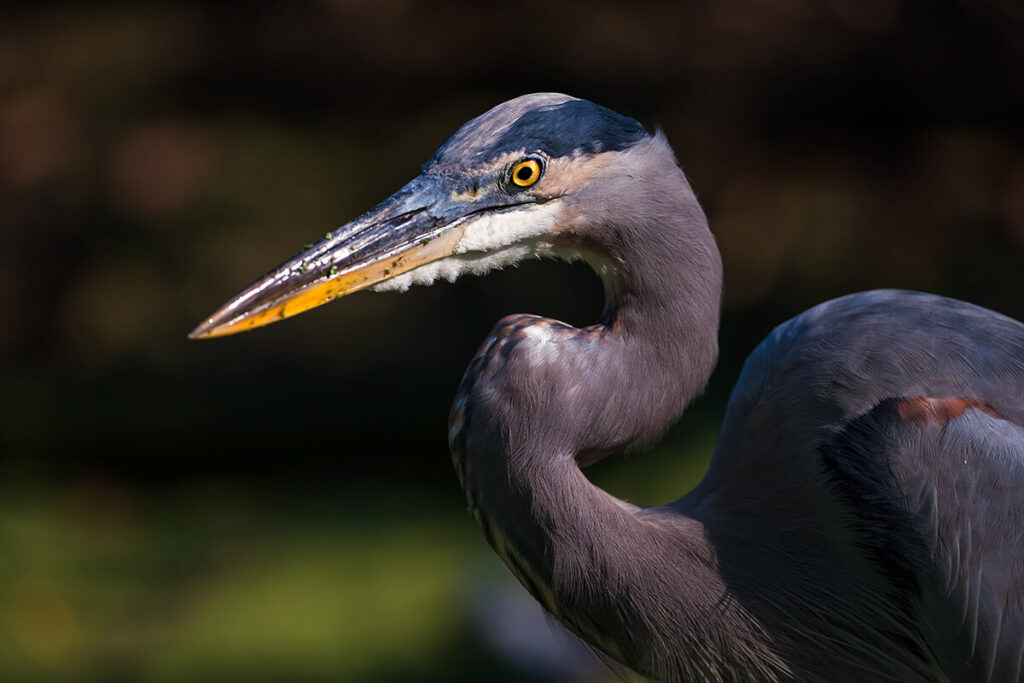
[896,396,1004,428]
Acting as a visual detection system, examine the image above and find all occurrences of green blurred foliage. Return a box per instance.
[1,0,1023,680]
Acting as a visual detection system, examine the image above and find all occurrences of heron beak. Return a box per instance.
[189,172,505,339]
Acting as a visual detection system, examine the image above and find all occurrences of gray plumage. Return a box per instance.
[192,94,1024,682]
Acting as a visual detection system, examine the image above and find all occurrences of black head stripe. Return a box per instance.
[428,96,650,169]
[492,99,648,159]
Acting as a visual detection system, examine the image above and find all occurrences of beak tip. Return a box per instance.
[187,319,214,340]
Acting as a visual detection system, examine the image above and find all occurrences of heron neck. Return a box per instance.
[451,186,755,677]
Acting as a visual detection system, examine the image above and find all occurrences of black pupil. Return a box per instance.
[517,165,532,181]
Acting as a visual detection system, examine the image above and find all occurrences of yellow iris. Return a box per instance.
[511,159,542,187]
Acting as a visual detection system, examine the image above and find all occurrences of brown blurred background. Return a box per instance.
[1,1,1023,681]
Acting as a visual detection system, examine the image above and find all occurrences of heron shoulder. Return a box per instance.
[704,288,1024,545]
[722,289,1024,449]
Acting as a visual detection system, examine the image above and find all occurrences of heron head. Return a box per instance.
[189,93,661,339]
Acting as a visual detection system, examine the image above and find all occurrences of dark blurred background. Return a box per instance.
[1,1,1023,681]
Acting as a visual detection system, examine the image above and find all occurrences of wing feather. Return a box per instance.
[829,397,1024,681]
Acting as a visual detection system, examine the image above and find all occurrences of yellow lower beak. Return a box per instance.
[189,223,467,339]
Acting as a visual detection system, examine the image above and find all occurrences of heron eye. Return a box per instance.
[511,158,542,188]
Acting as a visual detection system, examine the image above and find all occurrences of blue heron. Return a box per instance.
[191,94,1024,682]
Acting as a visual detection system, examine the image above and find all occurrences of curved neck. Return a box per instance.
[448,167,773,679]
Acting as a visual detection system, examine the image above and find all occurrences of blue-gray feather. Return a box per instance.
[704,291,1024,680]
